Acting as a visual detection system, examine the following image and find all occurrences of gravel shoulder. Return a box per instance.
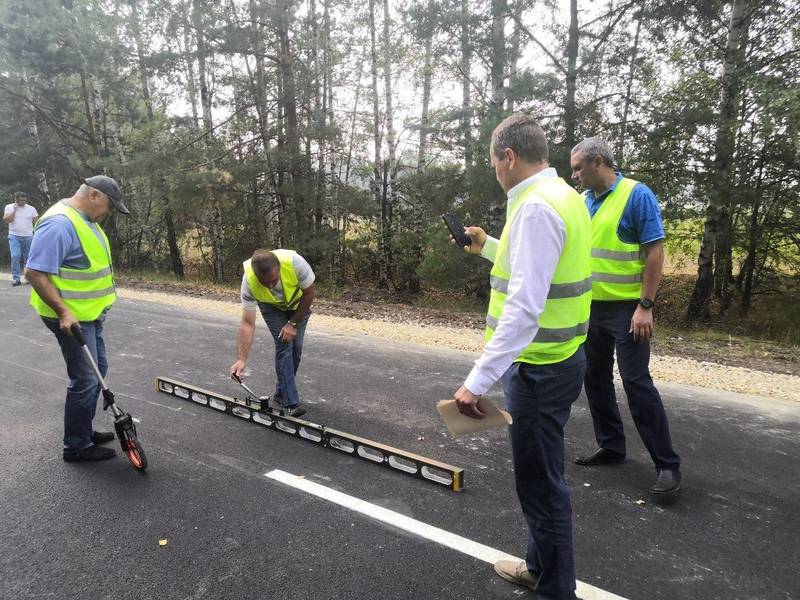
[5,270,795,402]
[111,282,800,404]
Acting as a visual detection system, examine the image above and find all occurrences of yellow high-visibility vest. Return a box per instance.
[589,177,645,301]
[243,249,303,311]
[486,177,592,365]
[30,202,116,321]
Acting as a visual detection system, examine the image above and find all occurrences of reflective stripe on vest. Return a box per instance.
[56,266,113,281]
[243,249,303,310]
[485,177,592,366]
[29,202,116,321]
[589,177,645,301]
[490,273,593,299]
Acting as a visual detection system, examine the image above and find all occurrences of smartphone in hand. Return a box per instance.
[441,213,472,248]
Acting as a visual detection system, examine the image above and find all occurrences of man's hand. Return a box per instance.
[230,359,246,380]
[454,384,485,419]
[278,323,297,342]
[58,310,79,336]
[461,226,487,255]
[630,305,654,342]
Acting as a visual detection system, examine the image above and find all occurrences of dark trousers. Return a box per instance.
[258,303,309,407]
[42,316,107,450]
[584,300,680,469]
[501,349,585,600]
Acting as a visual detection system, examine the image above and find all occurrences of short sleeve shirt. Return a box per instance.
[26,201,110,274]
[585,173,665,245]
[241,254,315,311]
[4,203,39,237]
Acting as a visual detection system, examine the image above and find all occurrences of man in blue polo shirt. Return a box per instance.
[570,138,681,497]
[25,176,129,462]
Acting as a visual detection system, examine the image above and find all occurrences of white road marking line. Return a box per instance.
[265,469,629,600]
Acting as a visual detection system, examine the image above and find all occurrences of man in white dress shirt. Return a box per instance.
[453,114,592,599]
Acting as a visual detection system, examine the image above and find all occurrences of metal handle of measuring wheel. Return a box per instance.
[70,323,109,391]
[70,323,86,346]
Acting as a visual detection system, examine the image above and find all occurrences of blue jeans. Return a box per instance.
[584,301,680,469]
[8,234,32,282]
[43,316,108,450]
[258,304,309,407]
[501,349,586,600]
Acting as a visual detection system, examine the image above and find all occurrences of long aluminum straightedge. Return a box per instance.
[155,376,464,492]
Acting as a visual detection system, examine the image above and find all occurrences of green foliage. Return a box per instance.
[0,0,796,338]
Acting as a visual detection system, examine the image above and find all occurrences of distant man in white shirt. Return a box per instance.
[229,249,316,418]
[452,114,592,599]
[4,192,39,286]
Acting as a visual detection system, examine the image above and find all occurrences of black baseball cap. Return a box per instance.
[84,175,129,215]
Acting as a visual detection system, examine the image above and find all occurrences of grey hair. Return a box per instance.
[491,113,549,164]
[571,137,616,168]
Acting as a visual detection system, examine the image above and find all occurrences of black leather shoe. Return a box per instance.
[652,468,681,495]
[575,448,626,466]
[91,430,115,445]
[63,445,116,462]
[11,280,21,287]
[286,404,306,418]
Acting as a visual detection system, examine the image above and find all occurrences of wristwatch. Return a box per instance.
[288,320,298,328]
[638,298,655,309]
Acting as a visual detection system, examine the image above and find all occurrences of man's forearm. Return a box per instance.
[641,244,664,300]
[237,322,255,362]
[25,269,69,317]
[289,287,315,323]
[3,212,14,224]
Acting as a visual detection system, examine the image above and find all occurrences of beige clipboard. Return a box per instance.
[436,397,512,437]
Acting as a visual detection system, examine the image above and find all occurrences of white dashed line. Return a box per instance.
[265,469,628,600]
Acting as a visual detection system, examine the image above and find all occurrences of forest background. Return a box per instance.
[0,0,797,347]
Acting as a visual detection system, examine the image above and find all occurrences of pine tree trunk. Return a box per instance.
[128,0,153,120]
[461,0,473,166]
[182,2,200,129]
[369,0,388,288]
[417,0,434,172]
[490,0,506,108]
[310,0,326,234]
[507,0,524,112]
[192,0,224,282]
[79,70,101,157]
[275,0,303,242]
[130,0,184,278]
[617,11,642,164]
[738,194,760,315]
[382,0,398,286]
[20,67,51,203]
[564,0,579,151]
[193,0,213,135]
[687,0,750,320]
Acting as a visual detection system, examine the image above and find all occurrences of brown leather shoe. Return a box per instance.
[494,559,538,591]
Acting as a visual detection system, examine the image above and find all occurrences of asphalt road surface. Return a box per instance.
[1,283,798,600]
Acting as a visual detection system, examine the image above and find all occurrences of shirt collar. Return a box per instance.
[507,167,558,205]
[587,172,624,203]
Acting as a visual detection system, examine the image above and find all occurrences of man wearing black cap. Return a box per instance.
[25,176,130,462]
